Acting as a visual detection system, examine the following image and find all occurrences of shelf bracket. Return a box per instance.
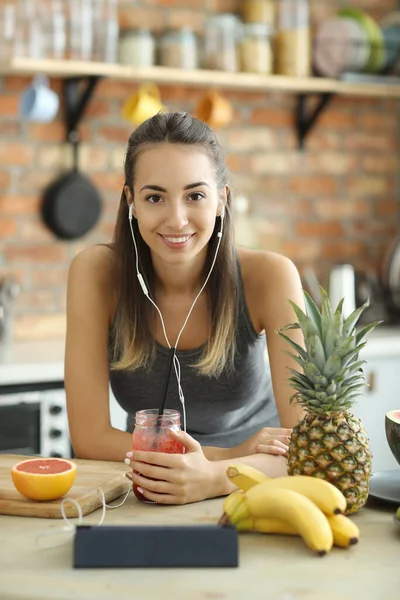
[63,76,101,167]
[296,92,334,150]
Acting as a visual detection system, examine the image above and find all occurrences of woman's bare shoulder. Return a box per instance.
[237,246,299,289]
[68,244,115,289]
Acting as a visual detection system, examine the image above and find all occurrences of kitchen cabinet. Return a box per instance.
[352,354,400,473]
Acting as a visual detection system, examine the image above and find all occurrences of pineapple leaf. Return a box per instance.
[284,351,307,371]
[278,323,301,331]
[277,331,308,361]
[333,334,356,359]
[322,353,342,378]
[341,342,367,368]
[342,299,370,336]
[306,333,326,371]
[303,361,323,382]
[303,290,322,336]
[323,307,344,358]
[356,321,383,346]
[336,384,366,400]
[288,300,320,339]
[320,287,333,343]
[287,368,314,389]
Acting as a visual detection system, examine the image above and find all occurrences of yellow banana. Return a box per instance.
[236,516,297,536]
[232,487,333,555]
[327,514,359,548]
[221,489,246,522]
[240,475,346,516]
[226,464,269,491]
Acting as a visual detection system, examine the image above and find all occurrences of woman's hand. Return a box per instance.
[124,430,217,505]
[229,427,292,459]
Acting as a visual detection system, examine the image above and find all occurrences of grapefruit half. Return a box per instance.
[11,457,77,501]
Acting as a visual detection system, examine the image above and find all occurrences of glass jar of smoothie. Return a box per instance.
[131,409,185,503]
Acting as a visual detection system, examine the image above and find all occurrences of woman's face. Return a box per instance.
[129,143,226,266]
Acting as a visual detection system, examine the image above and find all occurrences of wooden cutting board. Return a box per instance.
[0,454,131,519]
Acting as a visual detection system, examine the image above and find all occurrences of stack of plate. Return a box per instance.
[380,12,400,74]
[314,8,399,78]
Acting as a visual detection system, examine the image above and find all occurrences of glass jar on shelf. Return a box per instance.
[159,28,198,69]
[118,28,156,67]
[202,13,243,72]
[243,0,275,28]
[240,23,273,74]
[276,0,311,77]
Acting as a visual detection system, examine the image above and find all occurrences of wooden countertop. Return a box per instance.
[0,490,398,600]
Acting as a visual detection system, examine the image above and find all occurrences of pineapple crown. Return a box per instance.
[277,287,382,416]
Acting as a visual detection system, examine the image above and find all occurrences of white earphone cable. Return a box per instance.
[129,205,224,432]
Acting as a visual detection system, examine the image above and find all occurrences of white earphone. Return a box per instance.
[127,199,225,431]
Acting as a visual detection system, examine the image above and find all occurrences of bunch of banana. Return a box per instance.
[219,464,360,555]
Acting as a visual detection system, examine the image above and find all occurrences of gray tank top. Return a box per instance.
[108,267,278,447]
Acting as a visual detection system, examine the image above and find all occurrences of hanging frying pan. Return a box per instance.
[41,134,102,240]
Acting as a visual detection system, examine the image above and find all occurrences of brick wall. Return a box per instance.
[0,0,399,339]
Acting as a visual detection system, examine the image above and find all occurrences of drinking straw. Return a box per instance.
[157,346,176,421]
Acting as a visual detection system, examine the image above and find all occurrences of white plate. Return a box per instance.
[369,469,400,503]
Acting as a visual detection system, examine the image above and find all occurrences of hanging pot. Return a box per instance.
[41,137,102,240]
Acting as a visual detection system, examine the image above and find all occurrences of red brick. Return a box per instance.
[0,121,23,138]
[157,0,204,6]
[296,222,344,238]
[289,176,339,196]
[84,99,113,119]
[345,132,398,152]
[166,9,206,32]
[358,112,398,130]
[119,6,165,31]
[96,80,133,100]
[313,199,371,220]
[317,111,357,129]
[91,173,125,193]
[350,221,398,238]
[250,108,292,128]
[345,176,393,197]
[28,121,66,143]
[30,268,69,287]
[321,241,368,260]
[0,95,19,116]
[227,128,279,151]
[0,144,33,165]
[19,218,55,241]
[283,240,322,263]
[0,170,11,190]
[376,199,399,217]
[97,125,132,144]
[226,154,248,173]
[4,245,67,263]
[361,155,399,174]
[0,218,17,237]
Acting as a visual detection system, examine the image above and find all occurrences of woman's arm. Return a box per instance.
[65,246,132,461]
[258,253,306,428]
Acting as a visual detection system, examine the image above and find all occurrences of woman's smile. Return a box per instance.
[158,233,195,249]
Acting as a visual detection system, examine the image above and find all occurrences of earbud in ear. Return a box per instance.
[128,204,133,220]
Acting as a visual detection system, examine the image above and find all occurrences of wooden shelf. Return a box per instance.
[2,57,400,98]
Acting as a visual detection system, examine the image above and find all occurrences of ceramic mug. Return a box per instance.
[121,83,164,126]
[19,75,59,123]
[194,90,233,128]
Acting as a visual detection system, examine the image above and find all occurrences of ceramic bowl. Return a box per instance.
[385,410,400,466]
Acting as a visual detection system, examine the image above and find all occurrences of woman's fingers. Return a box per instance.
[260,434,290,444]
[256,440,289,454]
[132,471,175,495]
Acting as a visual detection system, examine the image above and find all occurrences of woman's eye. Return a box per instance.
[188,193,204,202]
[146,195,163,204]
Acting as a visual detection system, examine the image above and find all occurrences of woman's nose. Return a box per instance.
[164,204,189,231]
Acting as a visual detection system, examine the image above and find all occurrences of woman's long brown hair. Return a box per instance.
[111,111,239,377]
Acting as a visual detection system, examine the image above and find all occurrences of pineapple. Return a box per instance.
[278,287,382,515]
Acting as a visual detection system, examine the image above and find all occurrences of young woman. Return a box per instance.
[65,110,305,505]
